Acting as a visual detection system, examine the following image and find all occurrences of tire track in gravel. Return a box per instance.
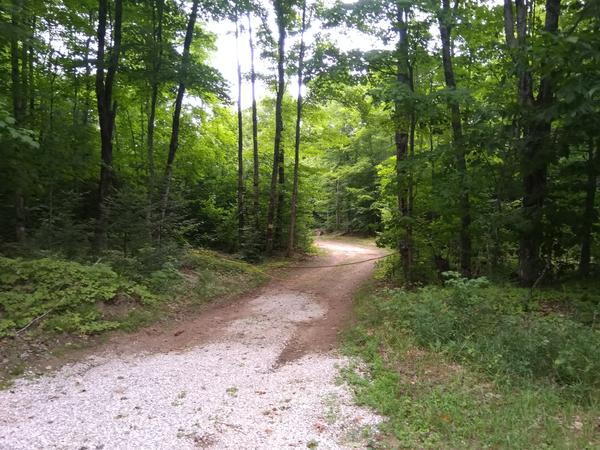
[0,238,385,449]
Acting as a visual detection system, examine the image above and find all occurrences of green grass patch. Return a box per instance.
[342,278,600,449]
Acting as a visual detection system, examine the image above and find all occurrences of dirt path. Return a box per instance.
[0,238,385,449]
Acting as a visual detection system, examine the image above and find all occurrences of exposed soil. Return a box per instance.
[33,237,384,367]
[0,237,387,449]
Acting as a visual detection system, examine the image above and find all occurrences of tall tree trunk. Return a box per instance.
[235,8,244,246]
[10,0,26,242]
[28,17,35,114]
[265,0,286,253]
[335,178,340,230]
[438,0,471,275]
[504,0,560,285]
[147,0,164,187]
[276,148,285,248]
[287,0,307,256]
[394,6,412,282]
[83,12,94,125]
[94,0,123,252]
[158,0,200,243]
[579,139,598,277]
[407,64,416,268]
[248,13,260,232]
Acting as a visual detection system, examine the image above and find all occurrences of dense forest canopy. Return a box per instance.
[0,0,599,285]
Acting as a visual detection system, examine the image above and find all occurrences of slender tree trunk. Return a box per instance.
[158,0,200,243]
[394,6,412,282]
[276,147,285,246]
[287,0,307,256]
[147,0,164,187]
[20,17,29,122]
[10,4,24,125]
[28,17,35,114]
[94,0,123,252]
[265,0,286,253]
[248,13,260,232]
[335,178,340,230]
[10,0,26,242]
[82,12,94,125]
[579,139,598,277]
[438,0,471,275]
[407,64,416,268]
[235,9,244,245]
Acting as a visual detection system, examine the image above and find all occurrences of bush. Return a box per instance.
[380,275,600,398]
[0,256,156,337]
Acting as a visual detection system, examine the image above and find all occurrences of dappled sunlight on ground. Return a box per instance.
[316,240,377,255]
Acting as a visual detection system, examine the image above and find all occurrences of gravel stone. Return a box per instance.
[0,291,380,449]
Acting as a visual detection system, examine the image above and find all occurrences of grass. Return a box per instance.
[342,280,600,449]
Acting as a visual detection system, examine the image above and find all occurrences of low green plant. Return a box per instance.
[180,249,267,302]
[343,282,600,449]
[375,274,600,396]
[0,256,156,337]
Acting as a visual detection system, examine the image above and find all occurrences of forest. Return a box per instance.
[1,0,599,281]
[1,0,599,447]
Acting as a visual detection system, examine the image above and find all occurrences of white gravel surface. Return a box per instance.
[0,290,381,449]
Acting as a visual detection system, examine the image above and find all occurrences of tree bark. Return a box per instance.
[158,0,200,243]
[147,0,164,187]
[519,0,560,284]
[27,17,35,114]
[83,12,94,125]
[235,8,245,245]
[10,0,26,242]
[275,147,285,248]
[438,0,471,275]
[94,0,123,252]
[265,0,286,253]
[287,0,307,256]
[579,139,598,277]
[248,13,260,232]
[394,6,412,282]
[504,0,560,284]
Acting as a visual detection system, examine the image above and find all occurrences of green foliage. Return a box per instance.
[366,276,600,398]
[343,283,600,448]
[180,248,267,302]
[0,256,156,337]
[0,245,268,341]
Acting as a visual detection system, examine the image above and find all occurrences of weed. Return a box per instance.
[226,387,238,397]
[322,393,340,424]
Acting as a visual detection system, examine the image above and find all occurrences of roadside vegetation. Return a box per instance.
[344,272,600,449]
[0,248,268,386]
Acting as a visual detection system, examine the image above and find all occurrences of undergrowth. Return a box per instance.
[343,275,600,449]
[0,248,268,387]
[0,248,266,339]
[0,257,157,337]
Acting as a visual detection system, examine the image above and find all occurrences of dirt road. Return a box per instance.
[0,238,385,449]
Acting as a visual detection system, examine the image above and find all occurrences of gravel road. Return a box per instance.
[0,239,383,449]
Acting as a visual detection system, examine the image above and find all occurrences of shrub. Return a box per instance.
[382,275,600,398]
[0,256,156,337]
